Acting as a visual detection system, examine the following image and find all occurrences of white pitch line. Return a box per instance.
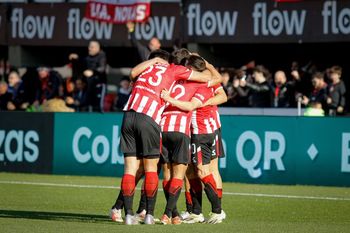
[1,180,350,202]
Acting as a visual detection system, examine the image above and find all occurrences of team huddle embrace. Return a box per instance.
[109,48,227,225]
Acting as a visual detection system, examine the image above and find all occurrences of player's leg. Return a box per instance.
[213,128,224,204]
[118,111,141,225]
[162,162,187,224]
[183,164,204,223]
[143,157,160,224]
[122,157,141,214]
[111,163,144,211]
[196,162,221,213]
[184,174,193,215]
[136,113,162,224]
[210,158,223,205]
[135,166,147,220]
[194,134,223,222]
[162,162,172,203]
[110,164,144,222]
[160,132,190,224]
[181,137,205,223]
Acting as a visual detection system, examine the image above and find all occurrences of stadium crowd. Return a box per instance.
[0,58,346,116]
[0,22,347,116]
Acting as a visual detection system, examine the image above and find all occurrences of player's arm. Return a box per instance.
[188,70,212,83]
[130,58,168,80]
[206,63,224,87]
[188,64,223,87]
[161,89,202,112]
[203,87,228,107]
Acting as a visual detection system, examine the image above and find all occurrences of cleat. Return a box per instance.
[183,213,205,224]
[180,211,191,220]
[109,208,123,223]
[135,209,146,222]
[160,214,172,225]
[144,214,155,225]
[222,210,226,220]
[125,214,139,225]
[206,211,225,224]
[171,216,182,225]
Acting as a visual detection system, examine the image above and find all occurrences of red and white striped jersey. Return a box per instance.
[161,80,211,136]
[191,84,223,134]
[208,84,223,130]
[123,63,193,125]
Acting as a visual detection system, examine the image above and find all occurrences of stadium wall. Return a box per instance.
[1,112,350,186]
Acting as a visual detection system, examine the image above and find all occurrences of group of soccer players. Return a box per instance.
[109,48,227,225]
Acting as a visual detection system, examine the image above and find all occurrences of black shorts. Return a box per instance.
[120,111,161,158]
[214,128,225,158]
[161,132,191,164]
[191,133,216,165]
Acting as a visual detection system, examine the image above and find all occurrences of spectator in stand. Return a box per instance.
[83,40,107,112]
[68,41,107,112]
[20,67,41,109]
[302,72,328,113]
[327,66,346,116]
[66,77,88,112]
[229,69,250,107]
[219,68,233,107]
[7,70,27,110]
[115,77,132,111]
[126,21,161,61]
[34,67,63,106]
[290,61,316,99]
[240,65,272,107]
[272,70,295,108]
[0,81,15,111]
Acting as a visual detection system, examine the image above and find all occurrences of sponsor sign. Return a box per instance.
[219,116,350,186]
[53,113,124,177]
[0,112,54,174]
[8,3,180,46]
[5,1,350,46]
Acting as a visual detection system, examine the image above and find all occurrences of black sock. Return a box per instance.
[164,188,181,217]
[190,188,202,215]
[146,195,157,216]
[204,184,221,214]
[123,195,134,216]
[112,190,124,210]
[172,206,179,218]
[136,191,147,214]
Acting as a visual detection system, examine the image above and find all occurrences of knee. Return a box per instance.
[197,168,211,179]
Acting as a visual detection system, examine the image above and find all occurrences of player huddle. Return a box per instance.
[109,48,227,225]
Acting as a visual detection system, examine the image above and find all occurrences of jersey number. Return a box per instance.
[172,84,185,100]
[139,65,167,87]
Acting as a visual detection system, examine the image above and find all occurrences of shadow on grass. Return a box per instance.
[0,209,113,224]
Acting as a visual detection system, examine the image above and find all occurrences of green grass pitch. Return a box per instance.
[0,173,350,233]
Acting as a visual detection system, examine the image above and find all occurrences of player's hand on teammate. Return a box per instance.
[160,89,171,101]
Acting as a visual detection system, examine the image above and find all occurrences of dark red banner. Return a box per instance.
[85,0,151,24]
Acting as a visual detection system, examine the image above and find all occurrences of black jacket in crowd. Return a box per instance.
[246,81,272,107]
[328,80,346,110]
[85,51,107,84]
